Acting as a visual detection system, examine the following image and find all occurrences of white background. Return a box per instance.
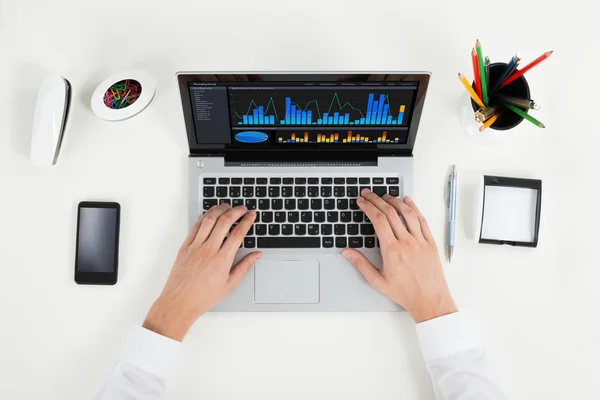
[1,1,599,399]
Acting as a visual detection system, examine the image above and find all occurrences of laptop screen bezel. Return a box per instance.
[177,72,430,157]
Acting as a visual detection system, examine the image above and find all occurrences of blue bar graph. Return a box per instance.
[235,94,407,126]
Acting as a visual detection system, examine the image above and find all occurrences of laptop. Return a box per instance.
[177,72,431,311]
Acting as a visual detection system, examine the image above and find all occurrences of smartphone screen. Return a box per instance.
[75,202,120,285]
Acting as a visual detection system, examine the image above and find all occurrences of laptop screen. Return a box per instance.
[178,73,430,154]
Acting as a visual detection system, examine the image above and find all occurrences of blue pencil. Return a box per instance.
[493,53,521,91]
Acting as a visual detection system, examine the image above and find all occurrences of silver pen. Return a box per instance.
[447,166,457,263]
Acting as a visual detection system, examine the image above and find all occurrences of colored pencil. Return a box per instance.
[479,113,499,131]
[492,53,521,91]
[484,56,490,94]
[472,48,482,99]
[503,103,545,128]
[476,40,488,106]
[499,51,553,89]
[458,73,485,109]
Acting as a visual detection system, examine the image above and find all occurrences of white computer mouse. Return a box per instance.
[30,76,71,167]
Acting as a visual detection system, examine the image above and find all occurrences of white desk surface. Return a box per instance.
[1,1,598,399]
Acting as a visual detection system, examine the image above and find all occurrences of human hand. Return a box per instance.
[342,190,457,323]
[143,204,262,341]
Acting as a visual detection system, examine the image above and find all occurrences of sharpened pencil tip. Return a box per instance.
[476,39,481,47]
[546,50,553,56]
[472,47,476,55]
[539,123,545,128]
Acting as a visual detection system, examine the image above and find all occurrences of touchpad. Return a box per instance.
[254,260,320,304]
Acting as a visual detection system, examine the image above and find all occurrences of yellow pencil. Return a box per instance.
[479,113,499,131]
[458,73,485,109]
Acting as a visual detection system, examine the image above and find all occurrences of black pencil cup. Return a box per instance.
[471,62,530,130]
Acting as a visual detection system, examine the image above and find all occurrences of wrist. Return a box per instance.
[409,291,458,324]
[143,300,194,342]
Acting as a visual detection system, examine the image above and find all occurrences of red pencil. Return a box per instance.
[499,51,553,89]
[472,48,482,99]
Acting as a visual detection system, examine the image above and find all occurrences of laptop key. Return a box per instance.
[360,186,371,193]
[322,237,334,248]
[347,224,359,235]
[327,211,339,223]
[359,177,370,184]
[298,199,309,210]
[268,187,280,197]
[258,199,270,210]
[269,178,281,184]
[365,237,376,248]
[321,186,332,197]
[334,177,345,184]
[308,224,319,235]
[334,224,345,235]
[244,178,255,184]
[321,178,333,184]
[321,224,332,235]
[314,212,325,223]
[271,199,283,210]
[337,199,348,210]
[257,237,320,248]
[203,199,217,210]
[311,199,322,210]
[386,177,399,184]
[308,178,319,184]
[255,213,260,223]
[256,186,267,197]
[203,187,215,198]
[283,177,294,184]
[242,187,254,197]
[268,224,280,236]
[282,224,293,235]
[389,186,400,197]
[295,186,306,197]
[360,224,375,235]
[219,199,231,205]
[335,237,347,248]
[353,211,364,223]
[245,199,257,210]
[346,186,359,198]
[324,199,335,210]
[275,212,286,223]
[244,237,256,248]
[284,199,296,210]
[288,212,300,223]
[217,187,228,197]
[346,177,358,184]
[301,212,312,223]
[247,225,254,235]
[282,186,294,197]
[218,178,230,184]
[308,186,319,197]
[334,186,345,197]
[231,178,242,184]
[232,199,244,207]
[373,186,387,197]
[295,177,306,184]
[349,237,363,248]
[229,186,241,198]
[340,211,351,222]
[203,178,216,184]
[257,178,268,184]
[262,212,273,223]
[349,199,360,210]
[295,224,307,235]
[255,224,267,236]
[373,178,384,184]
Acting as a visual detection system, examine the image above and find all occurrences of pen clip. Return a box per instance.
[447,177,451,207]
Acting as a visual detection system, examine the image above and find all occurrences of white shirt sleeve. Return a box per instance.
[93,325,182,400]
[416,312,508,400]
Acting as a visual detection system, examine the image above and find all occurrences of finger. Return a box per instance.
[403,196,434,243]
[382,195,424,240]
[221,211,257,258]
[226,251,263,291]
[360,189,407,240]
[194,203,232,245]
[182,206,218,247]
[342,248,386,291]
[205,206,250,248]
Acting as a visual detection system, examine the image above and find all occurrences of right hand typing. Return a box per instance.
[342,190,457,323]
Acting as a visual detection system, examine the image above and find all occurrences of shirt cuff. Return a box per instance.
[118,325,183,377]
[416,312,482,362]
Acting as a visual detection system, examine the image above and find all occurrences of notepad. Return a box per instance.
[481,185,538,243]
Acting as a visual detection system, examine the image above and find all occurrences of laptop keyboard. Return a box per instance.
[201,176,401,249]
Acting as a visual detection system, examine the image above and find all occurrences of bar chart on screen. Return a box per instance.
[276,130,403,144]
[229,89,411,127]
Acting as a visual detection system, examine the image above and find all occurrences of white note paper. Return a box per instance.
[481,186,538,243]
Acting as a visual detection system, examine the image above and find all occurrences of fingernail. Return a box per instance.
[356,197,364,203]
[362,188,371,194]
[342,249,352,259]
[404,196,412,203]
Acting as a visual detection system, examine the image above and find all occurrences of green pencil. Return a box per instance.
[476,39,488,106]
[503,103,545,128]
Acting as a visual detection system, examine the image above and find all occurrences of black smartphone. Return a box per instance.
[74,201,121,285]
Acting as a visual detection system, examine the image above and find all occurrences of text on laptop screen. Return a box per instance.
[187,79,419,146]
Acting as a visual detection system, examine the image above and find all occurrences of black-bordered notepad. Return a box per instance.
[477,176,542,247]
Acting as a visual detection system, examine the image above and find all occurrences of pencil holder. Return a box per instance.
[459,62,530,144]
